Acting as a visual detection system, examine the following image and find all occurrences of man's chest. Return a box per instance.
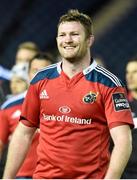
[38,79,104,120]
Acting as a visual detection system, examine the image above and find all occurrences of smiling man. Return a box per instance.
[3,9,134,179]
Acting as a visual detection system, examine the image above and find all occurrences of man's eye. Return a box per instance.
[59,34,65,37]
[72,33,79,36]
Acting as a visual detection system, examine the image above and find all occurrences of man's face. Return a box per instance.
[126,61,137,91]
[56,21,93,62]
[29,59,51,80]
[10,77,28,95]
[16,49,36,63]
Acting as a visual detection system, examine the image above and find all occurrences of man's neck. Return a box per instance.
[62,54,91,78]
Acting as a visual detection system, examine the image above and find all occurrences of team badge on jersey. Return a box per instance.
[83,91,98,104]
[59,106,71,114]
[112,93,130,111]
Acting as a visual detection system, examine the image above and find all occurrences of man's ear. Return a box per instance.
[88,35,94,47]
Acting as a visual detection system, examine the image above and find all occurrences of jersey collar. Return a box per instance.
[83,59,97,75]
[56,59,97,75]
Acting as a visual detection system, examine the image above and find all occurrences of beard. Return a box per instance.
[64,56,81,63]
[59,47,88,63]
[128,85,137,91]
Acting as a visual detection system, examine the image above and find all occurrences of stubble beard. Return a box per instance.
[129,87,137,92]
[61,49,87,63]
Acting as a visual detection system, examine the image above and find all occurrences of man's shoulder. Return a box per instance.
[30,63,60,84]
[85,64,124,88]
[0,92,26,110]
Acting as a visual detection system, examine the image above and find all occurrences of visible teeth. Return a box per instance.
[64,47,74,49]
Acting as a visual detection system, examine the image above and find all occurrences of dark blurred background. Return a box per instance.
[0,0,137,82]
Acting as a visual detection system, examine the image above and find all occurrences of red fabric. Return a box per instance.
[109,122,133,129]
[0,105,22,144]
[20,67,134,179]
[0,104,39,177]
[127,91,134,102]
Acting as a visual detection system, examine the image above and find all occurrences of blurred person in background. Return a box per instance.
[0,41,39,101]
[0,41,39,176]
[3,9,133,179]
[0,53,53,178]
[0,63,30,178]
[122,58,137,179]
[0,65,12,81]
[29,52,53,80]
[15,41,39,64]
[7,63,29,98]
[0,66,12,103]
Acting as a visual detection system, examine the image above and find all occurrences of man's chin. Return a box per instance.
[128,87,137,91]
[65,57,79,63]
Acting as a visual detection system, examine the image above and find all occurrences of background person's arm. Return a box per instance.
[3,122,36,179]
[104,125,132,179]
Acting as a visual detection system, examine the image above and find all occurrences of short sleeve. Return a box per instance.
[20,83,40,128]
[104,86,134,129]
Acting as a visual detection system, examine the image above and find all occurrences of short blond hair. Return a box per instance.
[18,41,39,52]
[58,9,93,38]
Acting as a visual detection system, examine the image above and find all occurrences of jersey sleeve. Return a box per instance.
[20,83,40,128]
[104,86,134,129]
[0,110,10,144]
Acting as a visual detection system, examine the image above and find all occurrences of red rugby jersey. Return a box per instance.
[0,92,39,177]
[20,61,134,179]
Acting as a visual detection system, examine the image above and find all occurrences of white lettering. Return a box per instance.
[115,99,128,103]
[42,114,92,125]
[116,102,129,108]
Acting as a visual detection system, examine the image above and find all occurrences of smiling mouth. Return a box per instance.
[64,46,76,49]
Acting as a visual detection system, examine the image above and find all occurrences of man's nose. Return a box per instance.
[65,34,73,43]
